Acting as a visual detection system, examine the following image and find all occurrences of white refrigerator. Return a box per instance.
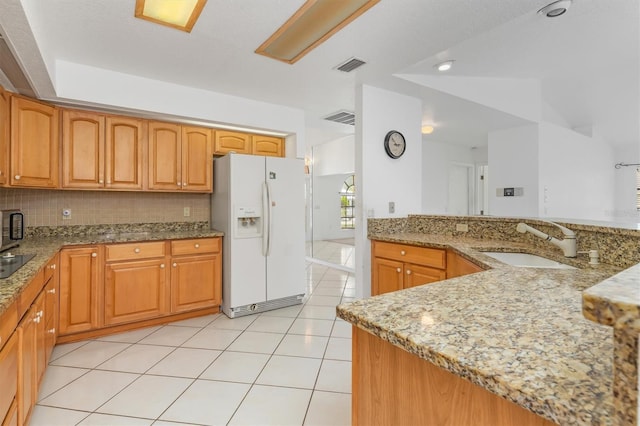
[211,153,306,318]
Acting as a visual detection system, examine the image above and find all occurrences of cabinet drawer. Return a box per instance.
[105,241,166,261]
[17,269,44,319]
[0,304,17,352]
[171,238,220,256]
[373,241,446,269]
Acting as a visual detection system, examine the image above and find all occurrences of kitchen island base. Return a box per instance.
[352,326,556,426]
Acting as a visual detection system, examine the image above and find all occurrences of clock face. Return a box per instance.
[384,131,406,159]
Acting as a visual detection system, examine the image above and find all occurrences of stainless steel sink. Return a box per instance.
[482,252,576,269]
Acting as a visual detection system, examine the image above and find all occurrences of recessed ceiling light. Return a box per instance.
[537,0,572,18]
[134,0,207,32]
[421,125,434,135]
[434,60,454,72]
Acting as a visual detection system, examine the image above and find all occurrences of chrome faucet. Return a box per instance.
[516,221,577,257]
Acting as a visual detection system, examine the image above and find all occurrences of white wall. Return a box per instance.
[356,84,422,298]
[313,135,355,176]
[488,124,539,217]
[538,122,615,221]
[612,144,640,222]
[422,140,475,214]
[53,61,307,158]
[313,174,355,241]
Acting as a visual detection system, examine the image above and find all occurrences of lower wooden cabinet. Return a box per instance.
[17,301,38,426]
[447,250,484,278]
[0,332,18,426]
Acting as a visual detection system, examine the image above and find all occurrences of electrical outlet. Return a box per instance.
[456,223,469,232]
[183,207,191,217]
[62,209,71,220]
[388,202,395,214]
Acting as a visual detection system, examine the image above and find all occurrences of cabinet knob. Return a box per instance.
[172,262,177,267]
[183,182,187,187]
[400,250,406,256]
[177,182,182,186]
[0,170,3,175]
[33,316,41,324]
[14,175,21,180]
[47,288,56,294]
[160,264,165,269]
[48,328,55,334]
[91,252,97,258]
[194,243,200,249]
[406,270,412,275]
[134,248,141,253]
[99,180,104,184]
[50,264,56,270]
[396,268,401,273]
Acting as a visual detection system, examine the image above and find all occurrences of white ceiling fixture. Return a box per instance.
[421,125,434,135]
[434,60,454,72]
[134,0,207,32]
[537,0,572,18]
[255,0,380,64]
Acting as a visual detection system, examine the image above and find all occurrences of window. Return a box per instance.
[340,175,355,229]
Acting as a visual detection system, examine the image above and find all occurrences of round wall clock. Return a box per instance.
[384,130,406,159]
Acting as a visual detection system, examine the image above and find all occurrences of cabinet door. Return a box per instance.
[371,257,403,296]
[404,263,447,289]
[17,306,37,426]
[148,121,181,190]
[0,88,9,186]
[446,251,484,279]
[32,292,47,387]
[10,96,59,188]
[1,398,17,426]
[214,130,250,155]
[181,126,212,192]
[105,116,144,190]
[0,332,18,425]
[62,110,105,188]
[171,254,221,313]
[59,247,101,335]
[104,259,169,326]
[252,135,284,157]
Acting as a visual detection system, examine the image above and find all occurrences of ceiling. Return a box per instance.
[0,0,637,148]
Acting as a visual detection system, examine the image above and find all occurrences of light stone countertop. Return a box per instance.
[337,232,623,426]
[0,227,224,317]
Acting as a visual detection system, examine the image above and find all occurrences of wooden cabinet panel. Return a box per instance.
[371,257,403,296]
[171,238,220,256]
[181,126,212,191]
[105,116,144,190]
[171,254,220,313]
[1,398,17,426]
[62,110,105,188]
[10,96,59,188]
[214,130,250,154]
[373,241,445,269]
[0,88,9,186]
[104,259,169,326]
[0,332,18,425]
[105,241,166,262]
[447,250,484,279]
[148,121,181,190]
[17,305,37,426]
[252,135,283,157]
[404,263,447,289]
[59,247,101,335]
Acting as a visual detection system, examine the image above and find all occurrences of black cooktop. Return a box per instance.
[0,253,35,279]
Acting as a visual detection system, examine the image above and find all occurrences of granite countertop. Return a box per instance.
[0,227,224,317]
[337,232,623,426]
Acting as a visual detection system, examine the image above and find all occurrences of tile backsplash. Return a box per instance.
[0,188,210,227]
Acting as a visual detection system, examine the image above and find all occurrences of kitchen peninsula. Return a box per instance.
[338,215,640,426]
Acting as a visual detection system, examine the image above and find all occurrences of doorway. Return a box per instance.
[448,163,474,215]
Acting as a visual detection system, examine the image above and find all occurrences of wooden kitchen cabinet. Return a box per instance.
[62,110,105,189]
[59,246,102,336]
[170,238,221,313]
[371,241,447,296]
[147,123,212,192]
[447,250,484,279]
[214,130,251,155]
[251,135,284,157]
[10,96,59,188]
[0,87,10,186]
[17,301,38,426]
[104,241,169,326]
[105,116,145,190]
[0,332,18,426]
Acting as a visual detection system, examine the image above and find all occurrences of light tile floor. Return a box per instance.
[32,263,355,426]
[306,240,355,270]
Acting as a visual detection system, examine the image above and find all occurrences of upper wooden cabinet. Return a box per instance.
[252,135,284,157]
[62,110,105,189]
[105,116,145,190]
[214,130,251,155]
[10,96,59,188]
[0,88,9,186]
[148,122,212,192]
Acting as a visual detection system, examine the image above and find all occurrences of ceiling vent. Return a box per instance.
[335,57,366,72]
[324,110,355,126]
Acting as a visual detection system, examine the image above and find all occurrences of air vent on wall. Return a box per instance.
[335,57,366,72]
[324,110,355,126]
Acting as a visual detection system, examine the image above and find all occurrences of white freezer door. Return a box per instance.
[264,157,306,300]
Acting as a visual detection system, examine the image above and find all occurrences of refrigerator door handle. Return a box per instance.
[262,182,271,256]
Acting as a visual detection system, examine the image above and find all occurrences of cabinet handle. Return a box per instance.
[91,252,97,258]
[50,264,56,270]
[47,288,56,294]
[14,175,21,180]
[160,264,165,269]
[172,262,177,267]
[400,250,406,256]
[37,310,44,318]
[406,270,412,275]
[48,328,55,334]
[33,316,41,324]
[396,268,401,273]
[194,243,200,249]
[99,180,104,184]
[183,182,187,187]
[134,248,141,253]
